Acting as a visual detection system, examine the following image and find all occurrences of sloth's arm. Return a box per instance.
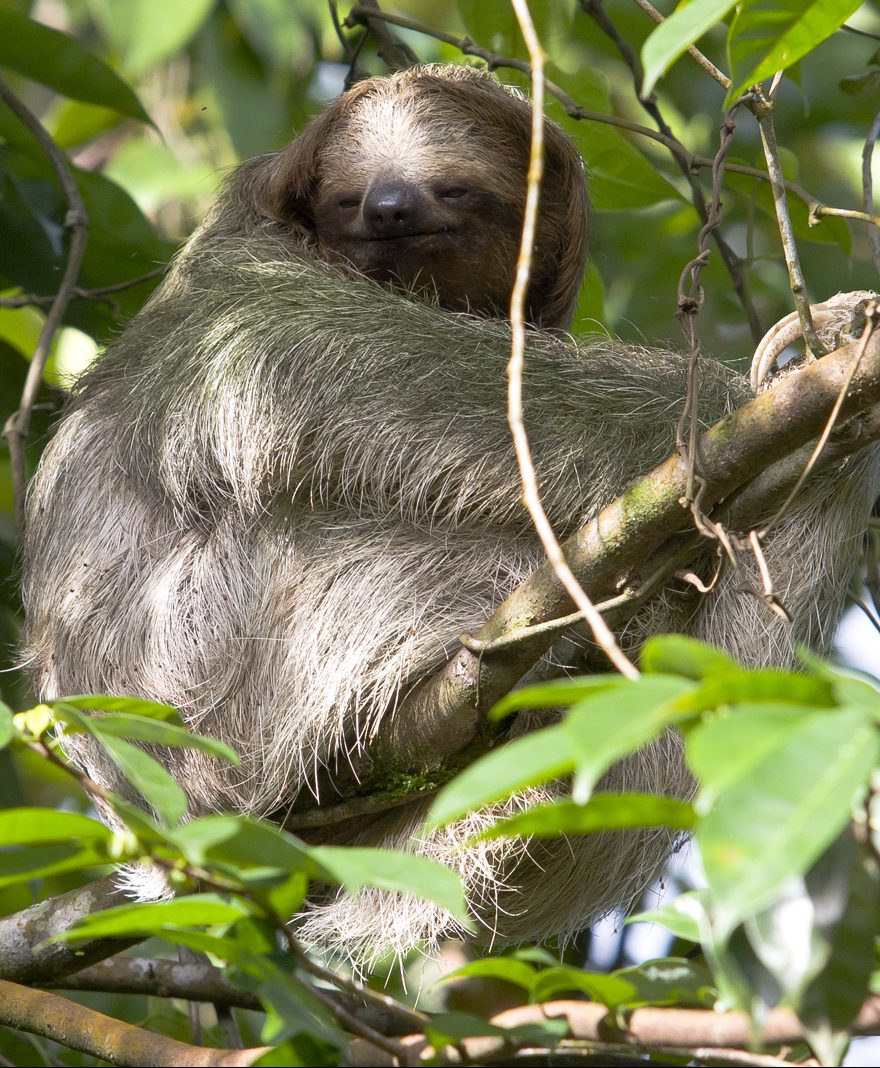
[90,235,745,534]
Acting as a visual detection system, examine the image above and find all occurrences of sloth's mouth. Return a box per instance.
[365,230,451,243]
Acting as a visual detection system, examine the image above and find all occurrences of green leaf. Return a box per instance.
[726,0,863,106]
[614,958,716,1008]
[688,702,819,803]
[797,655,880,717]
[0,842,110,888]
[424,1013,512,1049]
[840,70,880,95]
[439,957,539,992]
[0,807,111,845]
[93,735,189,824]
[172,815,312,877]
[253,958,342,1047]
[695,708,879,933]
[476,793,696,840]
[54,702,188,823]
[641,636,737,680]
[531,965,637,1007]
[457,0,576,61]
[628,890,706,942]
[62,894,250,940]
[47,100,122,150]
[59,695,183,720]
[427,723,574,829]
[641,0,737,97]
[0,11,150,123]
[310,846,470,925]
[569,122,682,211]
[800,843,880,1066]
[0,701,13,748]
[228,0,324,72]
[565,675,695,802]
[682,669,834,714]
[195,12,292,160]
[79,712,239,765]
[491,675,620,720]
[99,734,189,824]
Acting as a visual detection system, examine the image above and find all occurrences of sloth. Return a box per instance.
[20,64,880,964]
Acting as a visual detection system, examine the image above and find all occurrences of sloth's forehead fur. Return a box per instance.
[316,65,528,194]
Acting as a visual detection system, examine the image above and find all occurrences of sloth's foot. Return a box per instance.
[750,290,878,393]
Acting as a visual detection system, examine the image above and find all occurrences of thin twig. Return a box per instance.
[328,0,357,63]
[309,984,405,1061]
[863,107,880,275]
[675,106,741,501]
[292,945,428,1032]
[506,0,636,678]
[851,593,880,637]
[752,83,825,359]
[630,0,730,88]
[0,268,164,310]
[0,76,89,529]
[348,0,420,70]
[843,23,880,42]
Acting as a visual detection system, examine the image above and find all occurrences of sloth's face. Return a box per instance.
[311,170,523,316]
[305,80,531,317]
[270,67,588,327]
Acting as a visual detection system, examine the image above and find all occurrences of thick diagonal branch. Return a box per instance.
[375,332,880,769]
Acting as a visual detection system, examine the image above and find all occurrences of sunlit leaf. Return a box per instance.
[439,957,539,991]
[641,0,736,97]
[476,793,696,839]
[0,807,111,845]
[61,894,250,940]
[531,965,637,1007]
[695,708,879,932]
[310,846,469,924]
[726,0,863,105]
[427,724,573,829]
[641,635,737,679]
[565,675,695,802]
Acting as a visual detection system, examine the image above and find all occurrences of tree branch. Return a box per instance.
[55,956,261,1010]
[0,877,136,984]
[0,979,269,1066]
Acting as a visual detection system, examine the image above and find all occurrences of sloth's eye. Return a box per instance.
[337,196,361,210]
[437,186,468,200]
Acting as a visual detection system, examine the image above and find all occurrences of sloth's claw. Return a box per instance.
[750,291,879,393]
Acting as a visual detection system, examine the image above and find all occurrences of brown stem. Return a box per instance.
[0,76,89,529]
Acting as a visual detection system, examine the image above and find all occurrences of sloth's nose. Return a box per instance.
[363,181,428,238]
